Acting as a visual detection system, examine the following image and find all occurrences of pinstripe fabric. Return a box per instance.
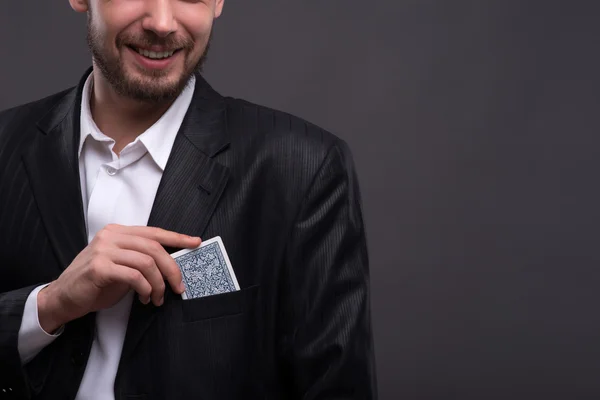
[0,68,377,399]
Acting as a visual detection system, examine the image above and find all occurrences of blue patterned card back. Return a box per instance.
[173,241,237,299]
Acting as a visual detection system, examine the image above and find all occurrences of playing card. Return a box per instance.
[170,236,240,300]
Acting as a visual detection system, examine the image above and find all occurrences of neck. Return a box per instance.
[89,69,175,155]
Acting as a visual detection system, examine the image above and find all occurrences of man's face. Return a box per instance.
[79,0,224,103]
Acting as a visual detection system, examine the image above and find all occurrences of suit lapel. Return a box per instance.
[22,71,90,271]
[120,73,231,362]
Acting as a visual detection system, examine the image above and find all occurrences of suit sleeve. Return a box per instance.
[282,141,378,399]
[0,285,39,398]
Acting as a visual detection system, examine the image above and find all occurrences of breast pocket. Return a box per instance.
[180,284,260,323]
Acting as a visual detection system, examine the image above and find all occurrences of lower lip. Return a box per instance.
[127,46,180,70]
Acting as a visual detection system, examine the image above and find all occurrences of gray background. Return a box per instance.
[1,1,600,399]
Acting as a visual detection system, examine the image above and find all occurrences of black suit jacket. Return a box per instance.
[0,68,377,400]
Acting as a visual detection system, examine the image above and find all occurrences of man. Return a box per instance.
[0,0,376,399]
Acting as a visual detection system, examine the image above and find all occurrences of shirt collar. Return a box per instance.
[78,72,196,171]
[78,74,100,158]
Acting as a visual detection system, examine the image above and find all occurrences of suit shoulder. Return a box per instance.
[0,88,74,138]
[222,97,358,205]
[224,97,347,157]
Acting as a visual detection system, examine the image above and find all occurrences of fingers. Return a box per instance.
[106,264,153,305]
[108,231,187,295]
[94,225,199,298]
[110,249,166,306]
[105,224,201,248]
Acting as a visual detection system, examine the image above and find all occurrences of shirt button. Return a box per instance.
[106,166,117,176]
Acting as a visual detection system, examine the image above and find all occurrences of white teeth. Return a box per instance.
[136,48,175,59]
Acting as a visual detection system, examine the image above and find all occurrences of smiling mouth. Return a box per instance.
[128,46,181,60]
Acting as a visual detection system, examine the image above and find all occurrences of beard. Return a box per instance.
[87,18,210,103]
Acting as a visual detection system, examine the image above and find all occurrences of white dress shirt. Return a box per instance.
[17,72,195,400]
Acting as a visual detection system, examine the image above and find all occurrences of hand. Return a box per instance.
[37,224,201,333]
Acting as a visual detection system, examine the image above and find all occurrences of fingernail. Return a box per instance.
[140,295,150,305]
[159,297,164,306]
[179,282,186,293]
